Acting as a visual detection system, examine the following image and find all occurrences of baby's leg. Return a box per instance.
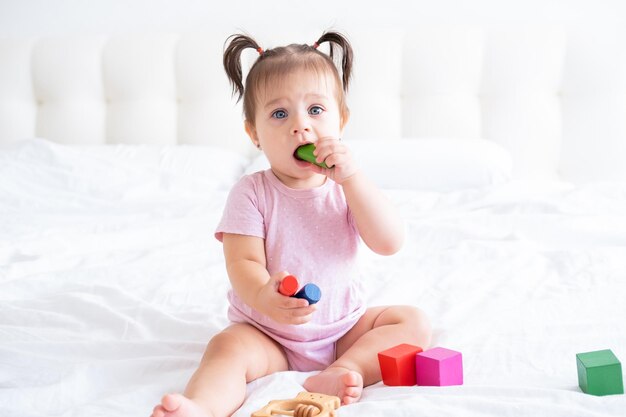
[304,306,431,405]
[151,323,289,417]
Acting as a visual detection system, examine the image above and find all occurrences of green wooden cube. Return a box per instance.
[576,349,624,396]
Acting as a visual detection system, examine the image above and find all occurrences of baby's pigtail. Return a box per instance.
[314,31,354,92]
[223,34,263,102]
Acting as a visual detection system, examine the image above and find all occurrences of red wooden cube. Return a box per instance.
[378,343,423,386]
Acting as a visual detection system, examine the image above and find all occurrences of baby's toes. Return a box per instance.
[152,405,166,417]
[343,371,362,389]
[342,393,359,405]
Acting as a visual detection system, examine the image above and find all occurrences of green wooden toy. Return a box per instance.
[576,349,624,396]
[294,143,331,169]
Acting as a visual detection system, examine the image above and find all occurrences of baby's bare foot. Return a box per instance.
[303,366,364,405]
[151,393,213,417]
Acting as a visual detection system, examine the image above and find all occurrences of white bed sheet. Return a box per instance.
[1,140,625,417]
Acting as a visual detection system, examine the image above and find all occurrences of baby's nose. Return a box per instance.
[291,125,312,135]
[291,113,312,135]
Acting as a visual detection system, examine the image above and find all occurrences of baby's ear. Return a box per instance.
[244,120,259,146]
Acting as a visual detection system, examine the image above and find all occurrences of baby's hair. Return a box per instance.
[223,31,353,125]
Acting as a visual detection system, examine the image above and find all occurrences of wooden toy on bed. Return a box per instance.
[576,349,624,396]
[251,391,340,417]
[378,343,423,386]
[415,347,464,386]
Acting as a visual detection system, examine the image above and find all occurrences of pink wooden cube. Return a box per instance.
[415,347,463,386]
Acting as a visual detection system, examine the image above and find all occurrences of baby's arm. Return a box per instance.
[222,233,316,324]
[310,138,405,256]
[341,172,405,256]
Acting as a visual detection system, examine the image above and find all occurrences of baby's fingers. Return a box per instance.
[279,295,310,309]
[291,304,317,316]
[314,143,345,165]
[288,312,315,325]
[285,305,317,324]
[278,301,316,322]
[323,151,349,170]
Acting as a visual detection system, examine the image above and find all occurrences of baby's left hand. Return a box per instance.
[309,137,358,184]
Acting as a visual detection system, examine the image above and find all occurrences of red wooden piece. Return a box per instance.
[378,343,423,386]
[278,275,299,296]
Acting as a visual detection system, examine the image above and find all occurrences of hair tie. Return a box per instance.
[257,47,264,55]
[313,42,320,49]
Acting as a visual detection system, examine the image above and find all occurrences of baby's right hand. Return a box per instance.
[256,271,317,325]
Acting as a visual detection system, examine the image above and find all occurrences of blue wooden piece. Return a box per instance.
[293,283,321,304]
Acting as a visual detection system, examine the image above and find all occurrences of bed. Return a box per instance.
[1,27,626,417]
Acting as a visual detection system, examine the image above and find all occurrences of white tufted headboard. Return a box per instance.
[1,25,625,182]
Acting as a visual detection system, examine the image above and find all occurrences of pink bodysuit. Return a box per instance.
[215,169,366,371]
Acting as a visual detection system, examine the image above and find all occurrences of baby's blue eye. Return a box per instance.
[309,106,324,115]
[272,110,287,119]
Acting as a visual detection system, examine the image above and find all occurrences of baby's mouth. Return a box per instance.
[293,142,313,161]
